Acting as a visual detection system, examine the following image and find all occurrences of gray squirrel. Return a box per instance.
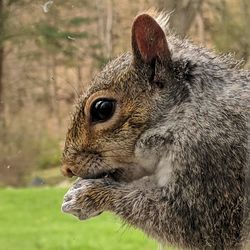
[61,11,250,249]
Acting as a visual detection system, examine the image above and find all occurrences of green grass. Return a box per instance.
[0,188,162,250]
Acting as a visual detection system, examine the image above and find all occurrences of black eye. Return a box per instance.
[90,99,116,123]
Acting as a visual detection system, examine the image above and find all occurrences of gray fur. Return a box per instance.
[62,12,250,250]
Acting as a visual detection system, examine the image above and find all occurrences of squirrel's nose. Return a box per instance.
[61,164,74,178]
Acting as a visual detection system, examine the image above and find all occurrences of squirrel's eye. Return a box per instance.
[90,99,116,123]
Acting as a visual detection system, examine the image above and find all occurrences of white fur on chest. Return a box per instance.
[134,124,175,186]
[135,144,174,187]
[155,153,173,187]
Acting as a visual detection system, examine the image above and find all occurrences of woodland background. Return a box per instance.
[0,0,250,186]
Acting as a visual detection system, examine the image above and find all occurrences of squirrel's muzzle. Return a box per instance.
[61,164,75,178]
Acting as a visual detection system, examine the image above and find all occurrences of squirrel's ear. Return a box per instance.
[131,14,171,66]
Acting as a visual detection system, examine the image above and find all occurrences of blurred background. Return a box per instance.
[1,0,250,187]
[0,0,249,249]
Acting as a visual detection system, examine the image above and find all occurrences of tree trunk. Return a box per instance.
[157,0,204,36]
[0,46,4,120]
[196,12,205,44]
[241,0,250,64]
[45,56,54,116]
[51,57,61,126]
[106,0,113,59]
[77,64,83,91]
[0,0,4,124]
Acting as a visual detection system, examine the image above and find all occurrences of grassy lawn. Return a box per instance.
[0,187,169,250]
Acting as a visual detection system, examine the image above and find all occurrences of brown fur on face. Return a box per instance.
[62,53,161,182]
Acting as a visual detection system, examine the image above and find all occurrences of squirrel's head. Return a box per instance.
[61,13,189,182]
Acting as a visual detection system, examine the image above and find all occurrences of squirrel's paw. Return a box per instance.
[61,179,103,220]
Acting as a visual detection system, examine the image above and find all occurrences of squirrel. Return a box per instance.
[61,11,250,249]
